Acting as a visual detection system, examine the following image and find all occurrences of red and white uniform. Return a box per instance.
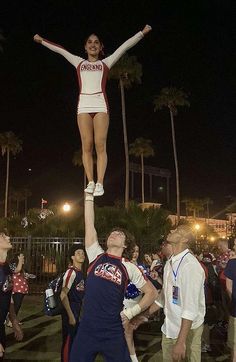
[41,31,144,114]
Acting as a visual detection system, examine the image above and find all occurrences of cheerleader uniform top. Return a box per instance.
[80,241,147,333]
[41,31,144,114]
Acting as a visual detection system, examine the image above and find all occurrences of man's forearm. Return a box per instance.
[177,318,192,344]
[226,278,232,299]
[60,292,74,320]
[135,301,160,320]
[138,289,158,312]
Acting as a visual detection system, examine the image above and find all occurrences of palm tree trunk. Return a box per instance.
[141,154,145,204]
[120,78,129,209]
[4,149,10,217]
[16,199,19,216]
[25,197,28,216]
[169,110,180,223]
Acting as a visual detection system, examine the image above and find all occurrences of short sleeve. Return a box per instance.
[86,241,104,263]
[63,269,76,289]
[124,261,147,290]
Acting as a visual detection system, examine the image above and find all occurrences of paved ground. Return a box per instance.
[5,295,231,361]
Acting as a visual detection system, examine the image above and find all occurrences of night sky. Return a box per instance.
[0,0,235,216]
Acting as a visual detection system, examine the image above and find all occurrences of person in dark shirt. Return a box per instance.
[224,239,236,362]
[60,244,85,362]
[0,233,23,360]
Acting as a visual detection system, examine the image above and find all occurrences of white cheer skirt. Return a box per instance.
[77,93,108,114]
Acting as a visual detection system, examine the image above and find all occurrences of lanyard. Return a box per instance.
[170,251,190,283]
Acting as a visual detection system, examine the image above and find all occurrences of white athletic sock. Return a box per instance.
[130,355,138,362]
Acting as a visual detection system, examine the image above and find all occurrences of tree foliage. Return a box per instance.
[1,202,171,250]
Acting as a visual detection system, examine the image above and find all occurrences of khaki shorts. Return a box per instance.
[227,316,236,350]
[162,324,203,362]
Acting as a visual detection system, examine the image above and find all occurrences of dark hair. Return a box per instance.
[68,243,85,260]
[84,33,105,58]
[106,227,136,260]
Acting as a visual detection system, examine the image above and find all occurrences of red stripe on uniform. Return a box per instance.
[87,253,104,275]
[101,62,109,113]
[65,269,74,288]
[63,335,70,362]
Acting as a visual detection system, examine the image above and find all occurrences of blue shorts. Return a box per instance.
[69,326,131,362]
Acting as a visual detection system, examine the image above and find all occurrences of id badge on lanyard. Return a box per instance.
[172,285,180,305]
[171,251,189,306]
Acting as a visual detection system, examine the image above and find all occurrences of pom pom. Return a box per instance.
[125,283,140,299]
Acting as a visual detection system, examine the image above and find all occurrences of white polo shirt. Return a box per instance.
[157,248,205,339]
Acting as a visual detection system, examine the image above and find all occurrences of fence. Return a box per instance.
[10,236,156,293]
[10,237,85,293]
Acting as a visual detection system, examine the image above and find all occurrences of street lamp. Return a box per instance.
[194,223,200,232]
[62,202,72,237]
[62,202,71,213]
[194,224,201,249]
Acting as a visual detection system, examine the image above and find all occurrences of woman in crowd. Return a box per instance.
[7,253,35,327]
[123,244,148,362]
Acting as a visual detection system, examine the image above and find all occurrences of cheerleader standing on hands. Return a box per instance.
[34,25,152,196]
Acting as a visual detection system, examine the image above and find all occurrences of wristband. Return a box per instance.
[123,304,141,320]
[85,194,94,202]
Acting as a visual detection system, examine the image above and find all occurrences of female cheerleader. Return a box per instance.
[123,244,149,362]
[34,25,152,196]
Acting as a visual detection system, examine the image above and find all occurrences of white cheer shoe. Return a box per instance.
[84,181,95,194]
[93,183,104,196]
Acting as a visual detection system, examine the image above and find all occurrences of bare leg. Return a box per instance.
[77,114,94,182]
[124,324,138,361]
[93,112,109,185]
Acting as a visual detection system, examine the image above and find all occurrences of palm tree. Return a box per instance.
[22,188,32,216]
[154,87,190,222]
[10,188,25,216]
[0,132,23,217]
[109,54,142,209]
[129,138,154,204]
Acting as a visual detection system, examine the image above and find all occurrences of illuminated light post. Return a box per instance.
[62,202,71,213]
[194,223,201,249]
[62,202,71,236]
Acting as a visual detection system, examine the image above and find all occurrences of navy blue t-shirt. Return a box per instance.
[81,253,129,333]
[224,259,236,317]
[62,266,85,320]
